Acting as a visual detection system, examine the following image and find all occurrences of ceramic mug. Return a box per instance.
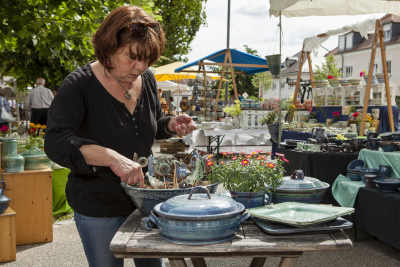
[296,142,304,150]
[379,165,392,178]
[364,174,377,188]
[313,144,321,152]
[351,138,366,152]
[303,143,313,151]
[341,143,352,153]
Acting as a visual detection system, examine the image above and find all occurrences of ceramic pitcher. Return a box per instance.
[311,128,328,143]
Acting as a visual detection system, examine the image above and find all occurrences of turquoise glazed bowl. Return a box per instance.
[266,175,330,204]
[147,186,249,245]
[121,182,219,216]
[229,190,271,209]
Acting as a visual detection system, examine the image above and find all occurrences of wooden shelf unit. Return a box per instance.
[0,207,16,263]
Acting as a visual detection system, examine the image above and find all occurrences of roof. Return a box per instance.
[175,49,270,75]
[326,14,400,56]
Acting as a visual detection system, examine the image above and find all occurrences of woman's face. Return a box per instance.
[109,43,149,83]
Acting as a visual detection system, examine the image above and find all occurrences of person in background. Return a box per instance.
[0,92,12,128]
[53,89,58,97]
[230,89,244,102]
[168,96,176,115]
[26,78,54,125]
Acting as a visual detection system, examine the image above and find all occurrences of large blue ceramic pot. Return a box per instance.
[229,190,271,209]
[266,170,330,204]
[146,186,249,245]
[121,182,219,216]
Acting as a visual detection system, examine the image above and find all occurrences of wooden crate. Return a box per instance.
[0,207,16,263]
[160,142,185,153]
[2,169,53,245]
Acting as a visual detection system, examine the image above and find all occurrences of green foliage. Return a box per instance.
[314,55,343,81]
[154,0,207,65]
[251,71,273,95]
[223,100,242,116]
[260,109,279,125]
[0,0,159,91]
[207,152,285,192]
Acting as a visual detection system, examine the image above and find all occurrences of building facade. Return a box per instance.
[326,14,400,95]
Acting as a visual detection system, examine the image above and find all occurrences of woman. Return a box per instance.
[0,92,12,128]
[44,6,196,267]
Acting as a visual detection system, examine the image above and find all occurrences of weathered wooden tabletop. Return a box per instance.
[110,210,352,267]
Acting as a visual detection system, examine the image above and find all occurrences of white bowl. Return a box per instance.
[168,138,180,143]
[201,122,215,126]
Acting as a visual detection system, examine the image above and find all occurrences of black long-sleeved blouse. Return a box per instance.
[44,61,172,217]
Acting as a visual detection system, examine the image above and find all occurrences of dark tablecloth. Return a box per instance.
[271,131,313,158]
[312,106,399,134]
[278,147,359,205]
[345,187,400,250]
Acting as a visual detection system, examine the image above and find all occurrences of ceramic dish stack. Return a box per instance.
[314,80,329,88]
[347,79,362,86]
[347,159,365,181]
[328,79,340,87]
[339,79,351,86]
[375,73,392,84]
[218,123,234,130]
[200,122,215,130]
[248,202,354,233]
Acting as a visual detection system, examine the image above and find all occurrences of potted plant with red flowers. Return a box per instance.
[207,151,286,209]
[0,125,10,137]
[332,111,341,123]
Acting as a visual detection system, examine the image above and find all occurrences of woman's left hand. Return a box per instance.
[168,114,197,136]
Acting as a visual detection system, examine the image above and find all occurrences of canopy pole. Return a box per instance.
[293,44,305,105]
[278,11,282,148]
[228,50,238,100]
[307,52,315,90]
[360,19,380,136]
[225,0,231,106]
[213,50,229,121]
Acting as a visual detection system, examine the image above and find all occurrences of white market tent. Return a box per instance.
[157,81,190,94]
[268,0,400,139]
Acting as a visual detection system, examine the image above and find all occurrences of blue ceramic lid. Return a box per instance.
[271,176,329,191]
[154,186,245,220]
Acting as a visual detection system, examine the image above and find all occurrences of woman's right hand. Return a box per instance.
[109,152,144,188]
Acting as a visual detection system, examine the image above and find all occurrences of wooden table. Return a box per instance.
[111,211,353,267]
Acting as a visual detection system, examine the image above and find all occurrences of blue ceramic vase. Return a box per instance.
[229,190,271,209]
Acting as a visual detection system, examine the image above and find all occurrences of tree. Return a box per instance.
[154,0,207,65]
[314,54,343,80]
[251,71,273,97]
[0,0,159,91]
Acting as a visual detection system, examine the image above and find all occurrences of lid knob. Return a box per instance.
[291,170,305,180]
[187,186,211,200]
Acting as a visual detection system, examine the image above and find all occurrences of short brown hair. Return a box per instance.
[169,96,174,102]
[92,6,165,70]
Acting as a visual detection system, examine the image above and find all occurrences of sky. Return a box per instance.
[185,1,385,64]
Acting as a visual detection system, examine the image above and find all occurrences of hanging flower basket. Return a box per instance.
[265,54,281,77]
[267,123,280,143]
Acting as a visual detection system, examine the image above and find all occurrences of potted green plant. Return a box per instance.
[260,109,279,142]
[223,100,242,129]
[207,152,286,209]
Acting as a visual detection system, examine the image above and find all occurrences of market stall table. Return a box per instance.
[278,148,359,205]
[193,128,270,160]
[111,210,352,267]
[271,130,313,158]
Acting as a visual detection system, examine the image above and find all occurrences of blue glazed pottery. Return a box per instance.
[392,132,400,141]
[146,186,249,245]
[359,168,379,184]
[373,178,400,193]
[369,138,381,150]
[379,141,397,152]
[0,181,10,214]
[266,173,330,204]
[379,165,393,178]
[347,159,365,171]
[380,132,392,141]
[121,182,219,216]
[229,190,271,209]
[347,173,361,181]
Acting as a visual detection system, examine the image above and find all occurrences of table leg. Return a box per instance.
[169,258,187,267]
[249,257,267,267]
[278,257,299,267]
[191,258,208,267]
[216,136,220,161]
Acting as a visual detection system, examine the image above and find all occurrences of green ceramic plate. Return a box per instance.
[248,202,354,228]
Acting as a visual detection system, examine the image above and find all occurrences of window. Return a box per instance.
[272,82,277,90]
[345,66,353,78]
[384,25,391,41]
[387,61,392,74]
[339,36,345,50]
[373,63,378,75]
[281,81,285,89]
[346,33,353,50]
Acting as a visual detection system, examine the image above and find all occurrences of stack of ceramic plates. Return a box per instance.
[347,79,361,86]
[375,73,392,84]
[314,80,329,88]
[328,79,340,87]
[339,79,351,86]
[327,95,335,105]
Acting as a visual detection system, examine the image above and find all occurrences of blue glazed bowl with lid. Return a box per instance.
[147,186,249,245]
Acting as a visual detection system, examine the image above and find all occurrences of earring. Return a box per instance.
[106,58,111,67]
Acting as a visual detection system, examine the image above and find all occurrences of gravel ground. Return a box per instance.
[2,143,400,266]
